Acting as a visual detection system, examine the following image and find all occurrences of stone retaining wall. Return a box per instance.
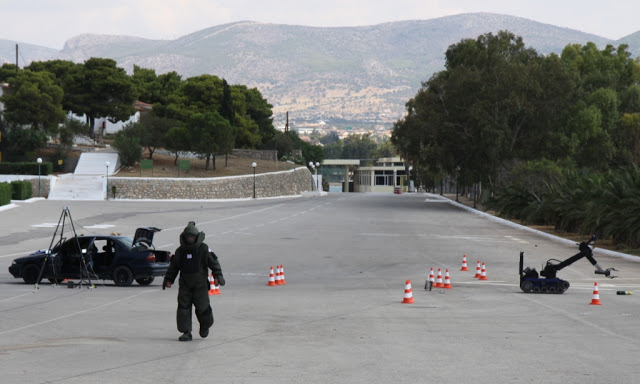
[231,149,277,161]
[109,167,313,200]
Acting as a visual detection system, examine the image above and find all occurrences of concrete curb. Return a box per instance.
[425,193,640,262]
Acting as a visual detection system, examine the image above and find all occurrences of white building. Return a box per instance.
[353,157,409,193]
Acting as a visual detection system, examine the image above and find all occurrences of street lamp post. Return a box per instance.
[36,158,42,197]
[105,161,110,200]
[315,161,320,191]
[408,165,413,192]
[455,165,460,202]
[308,161,315,191]
[252,162,257,198]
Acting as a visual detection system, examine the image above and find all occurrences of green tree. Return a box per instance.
[26,60,85,114]
[301,140,324,165]
[620,113,640,164]
[112,122,142,166]
[188,112,232,170]
[220,79,235,126]
[131,65,159,103]
[215,114,236,168]
[320,131,340,145]
[323,140,344,159]
[0,63,19,82]
[75,58,137,138]
[57,117,89,147]
[0,69,65,132]
[375,138,396,158]
[138,111,178,159]
[130,66,182,106]
[158,76,275,151]
[234,114,260,149]
[3,124,48,154]
[163,75,223,123]
[273,132,295,160]
[231,85,277,148]
[164,126,191,164]
[342,134,378,160]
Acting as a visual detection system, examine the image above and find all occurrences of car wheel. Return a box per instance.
[135,277,155,286]
[48,278,65,284]
[22,264,42,285]
[112,266,134,287]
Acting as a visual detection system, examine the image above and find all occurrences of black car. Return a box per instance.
[9,227,172,287]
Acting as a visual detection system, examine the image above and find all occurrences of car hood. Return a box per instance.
[133,227,162,247]
[13,250,51,263]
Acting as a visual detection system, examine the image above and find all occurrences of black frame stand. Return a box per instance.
[34,206,95,291]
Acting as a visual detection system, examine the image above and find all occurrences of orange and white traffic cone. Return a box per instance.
[474,260,482,278]
[402,280,415,304]
[428,267,435,286]
[435,268,444,288]
[275,265,283,285]
[479,262,488,281]
[280,265,287,285]
[443,268,452,289]
[460,255,469,271]
[208,274,216,295]
[266,266,277,286]
[590,282,602,305]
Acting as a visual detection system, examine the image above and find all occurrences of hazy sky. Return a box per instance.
[2,0,639,49]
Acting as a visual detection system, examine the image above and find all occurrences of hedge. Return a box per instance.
[0,161,52,175]
[11,180,33,200]
[0,182,11,206]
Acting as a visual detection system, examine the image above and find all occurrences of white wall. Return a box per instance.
[67,111,141,135]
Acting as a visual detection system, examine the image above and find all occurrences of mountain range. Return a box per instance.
[2,13,639,128]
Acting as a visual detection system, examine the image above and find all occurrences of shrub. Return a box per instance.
[0,161,52,175]
[0,183,11,206]
[11,180,32,200]
[113,131,142,167]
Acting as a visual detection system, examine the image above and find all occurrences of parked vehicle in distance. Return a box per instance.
[9,227,172,287]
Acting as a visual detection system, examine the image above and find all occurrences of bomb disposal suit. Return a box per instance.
[163,222,225,341]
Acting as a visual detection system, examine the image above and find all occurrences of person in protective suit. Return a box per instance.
[163,221,225,341]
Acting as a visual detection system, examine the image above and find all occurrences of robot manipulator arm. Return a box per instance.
[540,237,617,279]
[581,240,617,278]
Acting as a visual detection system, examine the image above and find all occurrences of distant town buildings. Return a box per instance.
[276,119,393,145]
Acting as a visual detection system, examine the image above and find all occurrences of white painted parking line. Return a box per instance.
[359,233,530,244]
[162,204,285,232]
[32,223,59,228]
[0,292,33,303]
[0,289,156,336]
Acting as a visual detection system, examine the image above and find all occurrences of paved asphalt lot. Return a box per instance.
[1,193,639,384]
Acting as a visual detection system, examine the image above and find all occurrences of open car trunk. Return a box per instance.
[132,227,171,262]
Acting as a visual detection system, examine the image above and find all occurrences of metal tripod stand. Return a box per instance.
[34,206,95,291]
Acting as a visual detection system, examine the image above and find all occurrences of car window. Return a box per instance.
[92,239,109,254]
[117,237,134,250]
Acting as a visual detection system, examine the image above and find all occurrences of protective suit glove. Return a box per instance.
[215,275,225,286]
[162,279,171,290]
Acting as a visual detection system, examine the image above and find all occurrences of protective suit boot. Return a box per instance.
[196,306,213,339]
[178,331,192,341]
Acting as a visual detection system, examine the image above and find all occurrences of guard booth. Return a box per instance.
[353,157,408,193]
[321,159,360,192]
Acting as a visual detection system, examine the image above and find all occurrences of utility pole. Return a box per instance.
[285,111,289,133]
[16,44,19,73]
